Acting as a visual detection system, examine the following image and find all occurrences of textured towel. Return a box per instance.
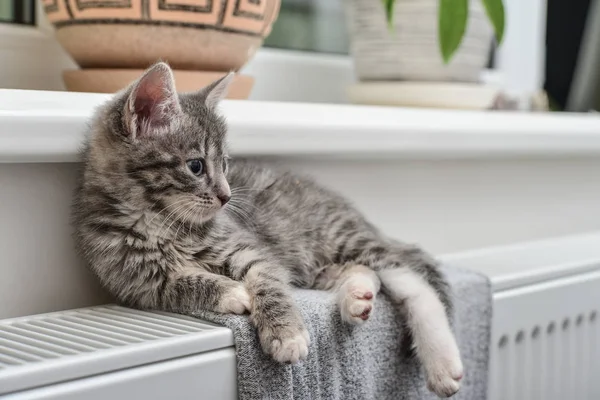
[194,266,492,400]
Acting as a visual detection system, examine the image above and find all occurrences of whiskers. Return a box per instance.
[174,203,198,239]
[224,194,258,231]
[153,196,203,238]
[188,206,205,238]
[155,200,195,239]
[146,198,191,226]
[230,186,265,196]
[145,186,261,240]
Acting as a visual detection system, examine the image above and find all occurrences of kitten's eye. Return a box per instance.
[222,158,228,172]
[186,159,205,176]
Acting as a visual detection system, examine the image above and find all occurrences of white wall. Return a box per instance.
[0,164,110,320]
[280,157,600,252]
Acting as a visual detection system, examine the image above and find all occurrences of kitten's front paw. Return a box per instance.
[217,284,251,315]
[260,326,310,364]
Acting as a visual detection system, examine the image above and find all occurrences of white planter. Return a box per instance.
[344,0,494,82]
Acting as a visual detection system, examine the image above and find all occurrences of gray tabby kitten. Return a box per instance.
[72,63,463,398]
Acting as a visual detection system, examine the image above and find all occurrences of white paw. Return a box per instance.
[425,352,464,398]
[218,284,251,315]
[260,326,310,364]
[339,280,377,325]
[270,329,310,364]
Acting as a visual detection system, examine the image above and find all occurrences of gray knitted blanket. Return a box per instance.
[196,266,492,400]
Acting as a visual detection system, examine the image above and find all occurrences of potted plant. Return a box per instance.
[42,0,281,98]
[345,0,506,108]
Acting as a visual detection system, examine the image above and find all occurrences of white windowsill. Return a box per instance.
[2,89,600,163]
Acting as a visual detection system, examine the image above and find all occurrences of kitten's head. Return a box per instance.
[86,62,234,225]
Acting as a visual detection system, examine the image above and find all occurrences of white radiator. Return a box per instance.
[442,232,600,400]
[1,233,599,399]
[491,271,600,400]
[0,306,237,399]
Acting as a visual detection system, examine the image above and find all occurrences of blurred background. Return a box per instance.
[266,0,600,112]
[0,0,599,112]
[269,0,600,112]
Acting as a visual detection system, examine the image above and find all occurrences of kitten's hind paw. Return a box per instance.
[218,284,251,315]
[337,268,379,325]
[340,291,375,325]
[425,351,463,398]
[426,368,462,398]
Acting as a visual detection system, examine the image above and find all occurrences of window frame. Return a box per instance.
[0,0,36,25]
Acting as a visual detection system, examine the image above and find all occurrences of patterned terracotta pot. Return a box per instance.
[42,0,281,71]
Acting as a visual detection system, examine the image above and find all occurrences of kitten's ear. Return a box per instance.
[124,62,181,139]
[198,72,235,109]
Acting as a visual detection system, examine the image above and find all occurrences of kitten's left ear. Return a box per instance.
[200,72,235,109]
[124,62,182,139]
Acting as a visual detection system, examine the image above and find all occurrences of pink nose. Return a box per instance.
[217,194,230,205]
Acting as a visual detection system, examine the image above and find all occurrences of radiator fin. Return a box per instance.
[0,305,232,396]
[0,305,215,369]
[492,310,600,400]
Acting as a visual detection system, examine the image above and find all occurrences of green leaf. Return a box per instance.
[481,0,505,43]
[438,0,469,64]
[382,0,395,30]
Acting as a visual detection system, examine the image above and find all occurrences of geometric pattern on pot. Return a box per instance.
[42,0,281,37]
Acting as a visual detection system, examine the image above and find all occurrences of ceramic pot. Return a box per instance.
[344,0,493,82]
[42,0,281,72]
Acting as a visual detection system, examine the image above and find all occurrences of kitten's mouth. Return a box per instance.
[187,201,224,224]
[158,196,218,227]
[187,208,215,223]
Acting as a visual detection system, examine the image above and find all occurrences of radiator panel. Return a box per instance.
[489,269,600,400]
[0,305,233,396]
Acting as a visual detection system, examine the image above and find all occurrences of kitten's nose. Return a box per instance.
[217,194,231,205]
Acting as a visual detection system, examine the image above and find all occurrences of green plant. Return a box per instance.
[383,0,505,64]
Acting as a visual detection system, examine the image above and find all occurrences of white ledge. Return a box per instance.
[441,231,600,291]
[2,89,600,162]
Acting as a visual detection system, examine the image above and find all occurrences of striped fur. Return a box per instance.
[72,63,462,396]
